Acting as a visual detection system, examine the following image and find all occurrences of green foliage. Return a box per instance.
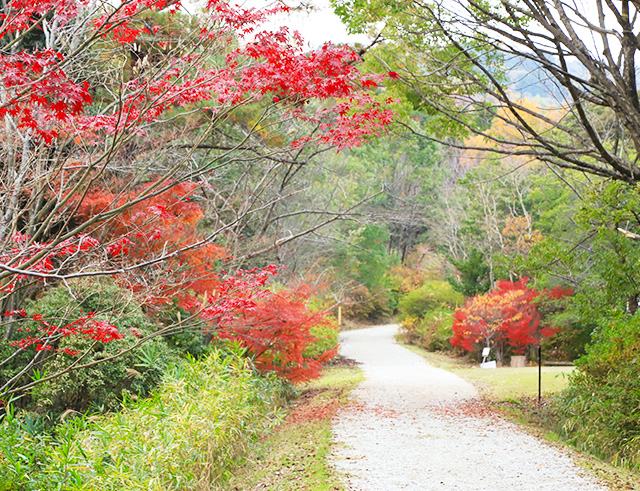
[335,224,399,319]
[577,183,640,312]
[553,315,640,469]
[159,308,209,358]
[398,280,462,353]
[334,224,396,291]
[541,309,592,361]
[524,180,640,331]
[526,171,577,237]
[331,0,503,138]
[397,280,463,320]
[163,329,209,358]
[332,0,411,35]
[401,307,454,352]
[448,249,491,297]
[24,279,177,415]
[304,323,339,360]
[0,347,288,490]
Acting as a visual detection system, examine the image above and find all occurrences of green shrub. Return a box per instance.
[398,280,463,320]
[447,248,491,297]
[164,329,209,358]
[418,308,455,351]
[159,309,209,358]
[333,224,397,293]
[0,347,288,490]
[304,322,339,359]
[400,308,454,352]
[541,309,592,361]
[553,315,640,469]
[17,279,177,415]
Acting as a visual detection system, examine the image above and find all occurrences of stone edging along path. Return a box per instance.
[331,324,606,491]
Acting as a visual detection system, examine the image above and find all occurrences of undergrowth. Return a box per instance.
[227,360,363,490]
[0,346,289,490]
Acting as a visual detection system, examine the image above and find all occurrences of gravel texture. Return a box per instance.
[331,324,606,491]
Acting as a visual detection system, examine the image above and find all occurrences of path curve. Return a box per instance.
[331,324,606,491]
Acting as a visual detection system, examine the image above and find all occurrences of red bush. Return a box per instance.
[202,275,337,382]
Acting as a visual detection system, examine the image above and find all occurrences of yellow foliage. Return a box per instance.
[502,215,543,255]
[460,96,566,169]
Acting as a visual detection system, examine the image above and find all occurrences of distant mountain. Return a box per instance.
[504,55,586,102]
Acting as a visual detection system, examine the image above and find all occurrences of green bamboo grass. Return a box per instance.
[0,347,288,490]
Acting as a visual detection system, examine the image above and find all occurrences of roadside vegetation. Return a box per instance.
[1,0,372,485]
[228,362,363,490]
[405,347,573,400]
[0,346,290,490]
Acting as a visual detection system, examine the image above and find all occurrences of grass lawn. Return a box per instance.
[454,365,573,400]
[404,346,573,401]
[227,363,363,490]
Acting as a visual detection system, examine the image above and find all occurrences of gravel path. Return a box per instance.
[331,324,606,491]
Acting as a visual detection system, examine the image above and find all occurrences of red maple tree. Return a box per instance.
[187,272,335,382]
[0,0,394,145]
[450,278,571,362]
[0,0,389,396]
[70,181,337,381]
[71,179,226,308]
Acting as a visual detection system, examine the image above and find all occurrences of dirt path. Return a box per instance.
[331,324,606,490]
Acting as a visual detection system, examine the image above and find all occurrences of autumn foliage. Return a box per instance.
[450,278,572,357]
[0,0,389,392]
[3,309,121,355]
[72,179,226,309]
[0,0,394,145]
[215,284,338,382]
[3,169,338,384]
[69,180,336,381]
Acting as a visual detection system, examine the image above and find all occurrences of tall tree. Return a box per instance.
[334,0,640,182]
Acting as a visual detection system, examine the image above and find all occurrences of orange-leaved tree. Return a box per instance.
[73,180,338,381]
[72,179,226,309]
[208,281,337,382]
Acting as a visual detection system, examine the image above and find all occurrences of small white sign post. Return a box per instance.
[480,346,496,369]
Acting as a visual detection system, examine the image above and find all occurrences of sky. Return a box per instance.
[251,0,369,48]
